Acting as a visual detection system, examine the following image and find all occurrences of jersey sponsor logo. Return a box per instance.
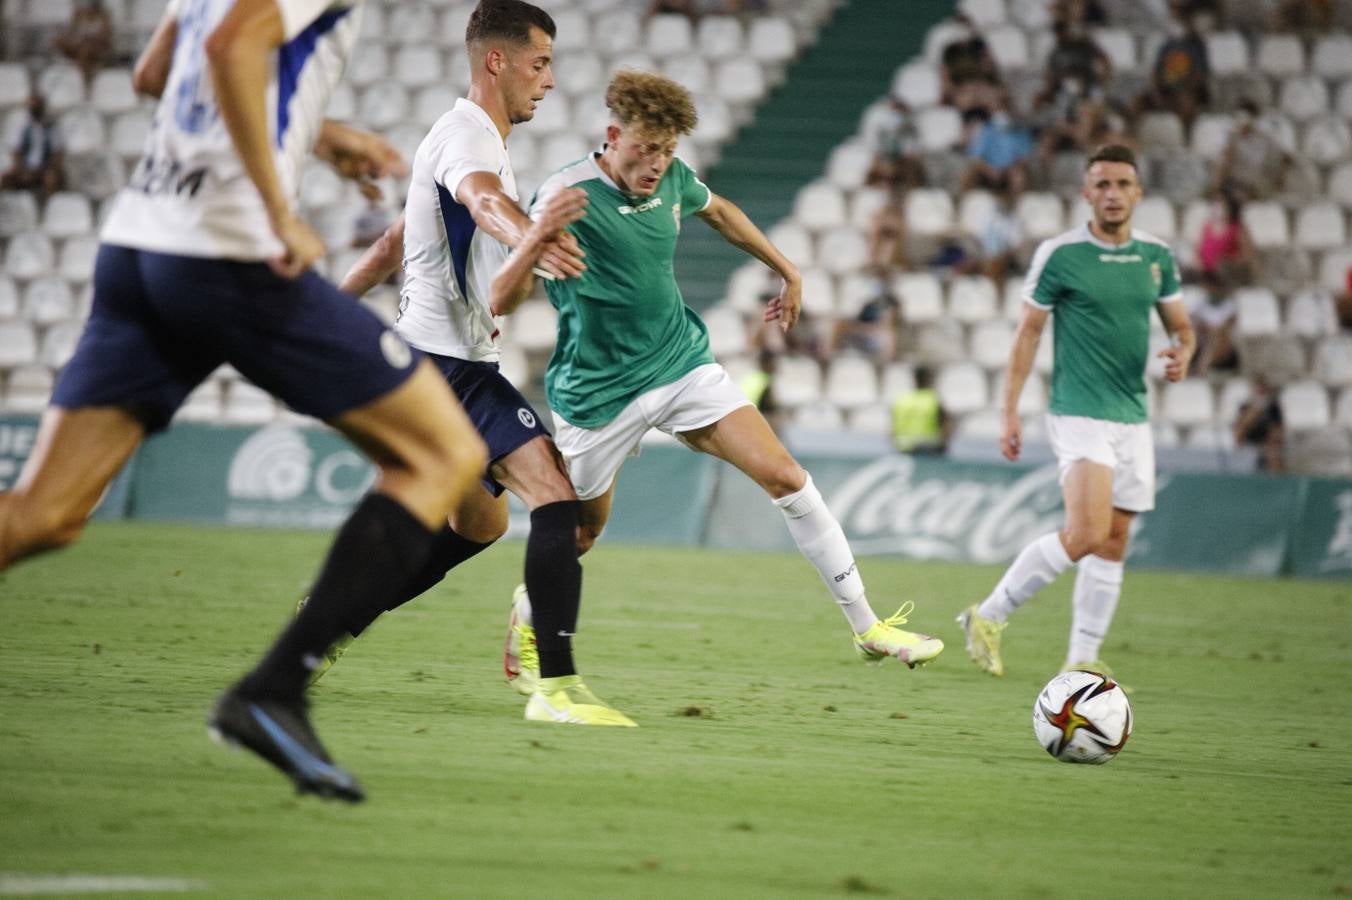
[379,330,413,369]
[127,155,208,199]
[618,196,664,215]
[1097,253,1143,263]
[517,408,537,428]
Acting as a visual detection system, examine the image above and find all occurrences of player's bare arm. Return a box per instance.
[205,0,322,278]
[1001,304,1049,461]
[459,171,585,279]
[315,121,409,201]
[697,192,801,331]
[1156,300,1196,383]
[489,186,588,316]
[340,212,405,297]
[131,10,177,98]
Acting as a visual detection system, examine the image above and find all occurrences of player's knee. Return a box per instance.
[1060,525,1106,561]
[762,459,807,500]
[576,522,602,556]
[12,493,87,553]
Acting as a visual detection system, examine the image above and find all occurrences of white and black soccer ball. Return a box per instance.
[1032,670,1132,764]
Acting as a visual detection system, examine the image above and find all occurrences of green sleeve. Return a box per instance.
[675,158,711,216]
[1157,246,1181,300]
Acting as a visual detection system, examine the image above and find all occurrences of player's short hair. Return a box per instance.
[465,0,556,49]
[605,70,698,136]
[1085,144,1138,172]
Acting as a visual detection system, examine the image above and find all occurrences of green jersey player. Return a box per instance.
[492,71,945,697]
[958,144,1196,683]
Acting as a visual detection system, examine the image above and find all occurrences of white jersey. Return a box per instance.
[101,0,361,260]
[395,98,515,363]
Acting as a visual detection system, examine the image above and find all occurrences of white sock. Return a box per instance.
[1066,554,1124,664]
[976,532,1073,623]
[774,473,879,634]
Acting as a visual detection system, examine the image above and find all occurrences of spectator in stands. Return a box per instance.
[1169,0,1224,30]
[960,104,1033,195]
[53,0,113,83]
[960,182,1021,282]
[1232,375,1286,472]
[867,186,909,270]
[1052,0,1108,28]
[1212,100,1292,200]
[751,271,822,361]
[1270,0,1333,34]
[938,14,1005,114]
[1336,265,1352,331]
[0,94,65,200]
[861,94,924,192]
[891,366,950,454]
[1195,190,1256,291]
[647,0,698,19]
[1034,20,1111,129]
[1134,6,1211,127]
[1038,92,1135,163]
[829,265,899,364]
[1187,270,1238,374]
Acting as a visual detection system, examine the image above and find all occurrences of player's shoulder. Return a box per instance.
[1030,224,1092,268]
[536,155,603,195]
[1131,229,1175,255]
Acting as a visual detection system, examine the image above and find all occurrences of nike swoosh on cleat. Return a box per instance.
[249,705,344,784]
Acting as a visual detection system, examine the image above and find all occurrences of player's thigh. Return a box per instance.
[1060,459,1115,555]
[449,481,509,544]
[576,482,616,555]
[493,435,575,510]
[679,405,804,498]
[1095,507,1136,562]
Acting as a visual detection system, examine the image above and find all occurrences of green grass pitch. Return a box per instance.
[2,522,1350,898]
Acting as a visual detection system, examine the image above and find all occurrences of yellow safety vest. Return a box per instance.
[892,388,941,451]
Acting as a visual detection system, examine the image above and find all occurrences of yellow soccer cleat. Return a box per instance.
[853,601,945,668]
[503,584,540,697]
[956,604,1006,676]
[524,675,637,727]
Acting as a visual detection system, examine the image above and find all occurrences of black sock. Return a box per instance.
[525,500,581,679]
[378,525,494,623]
[238,494,438,699]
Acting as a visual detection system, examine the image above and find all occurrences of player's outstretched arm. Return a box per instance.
[697,192,801,331]
[340,212,405,297]
[489,187,588,316]
[206,0,322,277]
[458,172,586,280]
[315,121,409,200]
[131,9,177,98]
[1155,300,1196,383]
[1001,304,1048,461]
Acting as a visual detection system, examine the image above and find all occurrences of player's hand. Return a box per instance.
[268,211,325,279]
[537,230,587,280]
[533,186,588,235]
[318,122,410,200]
[1157,343,1191,383]
[1000,410,1022,461]
[763,274,802,332]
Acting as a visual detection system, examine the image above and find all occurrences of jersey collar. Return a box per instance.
[454,98,504,145]
[1080,221,1135,250]
[588,144,646,199]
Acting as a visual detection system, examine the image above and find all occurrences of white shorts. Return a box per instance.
[552,363,752,501]
[1045,414,1156,512]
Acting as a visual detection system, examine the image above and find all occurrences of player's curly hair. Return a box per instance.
[605,70,698,136]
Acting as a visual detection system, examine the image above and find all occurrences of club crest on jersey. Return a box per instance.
[673,201,681,232]
[1150,262,1162,289]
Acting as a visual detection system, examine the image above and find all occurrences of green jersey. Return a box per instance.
[1024,224,1183,424]
[530,152,714,428]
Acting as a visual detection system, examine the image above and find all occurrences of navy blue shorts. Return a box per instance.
[52,244,420,432]
[424,352,551,497]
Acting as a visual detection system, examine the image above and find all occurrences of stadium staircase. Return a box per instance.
[673,0,953,310]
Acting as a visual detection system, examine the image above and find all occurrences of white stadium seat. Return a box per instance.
[904,188,954,235]
[1318,248,1352,292]
[1294,202,1347,251]
[1278,75,1330,123]
[1287,289,1338,339]
[1335,389,1352,428]
[559,50,604,98]
[344,43,387,89]
[4,231,55,281]
[1205,32,1249,76]
[791,400,845,432]
[661,56,710,96]
[766,222,814,268]
[696,16,744,59]
[0,275,17,318]
[816,228,869,275]
[0,63,31,110]
[58,235,99,285]
[958,0,1006,27]
[0,191,39,237]
[970,318,1014,370]
[111,109,152,160]
[892,63,942,110]
[894,273,945,323]
[1328,161,1352,209]
[948,275,998,324]
[825,140,873,191]
[0,320,39,368]
[936,362,989,415]
[1312,35,1352,79]
[594,10,641,55]
[1302,117,1352,167]
[388,4,436,40]
[90,68,138,115]
[747,17,796,65]
[1162,378,1215,428]
[1241,202,1289,249]
[547,8,591,52]
[692,94,733,145]
[702,305,747,359]
[3,365,54,414]
[957,189,996,237]
[1190,113,1234,161]
[793,181,847,232]
[1279,380,1331,431]
[1313,335,1352,388]
[847,404,891,435]
[984,25,1029,70]
[1137,111,1186,151]
[1132,196,1177,242]
[37,62,84,113]
[1256,35,1306,77]
[713,59,765,106]
[1092,28,1137,72]
[645,14,693,59]
[40,320,81,369]
[42,192,94,240]
[357,81,409,130]
[880,362,915,399]
[1233,287,1282,337]
[22,276,74,326]
[506,299,557,353]
[394,45,443,89]
[57,106,106,157]
[799,268,837,317]
[773,355,822,407]
[1015,192,1064,242]
[824,356,880,410]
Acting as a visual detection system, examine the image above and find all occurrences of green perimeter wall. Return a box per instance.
[2,416,1348,579]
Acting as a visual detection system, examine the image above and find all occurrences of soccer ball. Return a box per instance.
[1032,670,1133,764]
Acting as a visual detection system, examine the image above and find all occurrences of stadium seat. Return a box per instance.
[773,355,822,407]
[527,90,569,135]
[57,106,106,157]
[1092,28,1137,72]
[58,235,99,285]
[407,85,454,132]
[816,227,869,275]
[22,276,75,326]
[1240,334,1306,382]
[173,382,224,423]
[984,25,1029,70]
[497,345,528,389]
[958,0,1006,26]
[110,108,152,160]
[344,43,387,89]
[90,68,138,115]
[36,62,84,113]
[1216,376,1251,425]
[1234,287,1282,337]
[1334,389,1352,428]
[1279,75,1330,123]
[880,361,916,399]
[0,191,39,237]
[538,132,588,174]
[3,231,55,281]
[824,355,880,410]
[793,181,847,232]
[66,152,125,202]
[39,320,81,369]
[1139,114,1187,152]
[1313,335,1352,388]
[559,50,603,98]
[936,362,989,415]
[645,14,694,59]
[1256,34,1306,77]
[846,185,888,230]
[825,140,873,191]
[2,365,54,414]
[357,81,410,130]
[0,275,17,319]
[948,275,998,323]
[1132,196,1176,242]
[1302,117,1352,167]
[712,58,765,106]
[1015,192,1064,242]
[394,44,442,89]
[546,7,590,52]
[1335,79,1352,121]
[1294,202,1347,251]
[1288,427,1352,478]
[1311,35,1352,79]
[724,263,768,314]
[594,10,641,56]
[956,189,996,238]
[1204,32,1249,77]
[0,320,39,369]
[989,368,1043,415]
[691,94,732,145]
[327,82,356,121]
[1241,202,1290,249]
[696,16,744,59]
[358,3,386,41]
[300,160,344,210]
[1161,378,1215,428]
[970,318,1014,370]
[923,20,971,65]
[904,188,954,235]
[1153,152,1209,202]
[661,56,710,97]
[799,268,837,317]
[915,106,962,153]
[766,222,814,268]
[505,299,557,353]
[847,404,891,435]
[702,304,747,359]
[893,272,945,323]
[222,381,278,425]
[383,124,427,174]
[1287,289,1338,339]
[1328,161,1352,208]
[0,63,31,110]
[1318,247,1352,292]
[1280,380,1332,431]
[748,17,796,65]
[388,4,436,41]
[892,63,942,110]
[1190,113,1234,161]
[791,400,846,432]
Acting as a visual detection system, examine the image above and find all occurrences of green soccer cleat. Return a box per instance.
[524,675,637,727]
[503,584,539,696]
[1062,659,1133,694]
[296,596,353,687]
[853,601,945,668]
[956,604,1006,676]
